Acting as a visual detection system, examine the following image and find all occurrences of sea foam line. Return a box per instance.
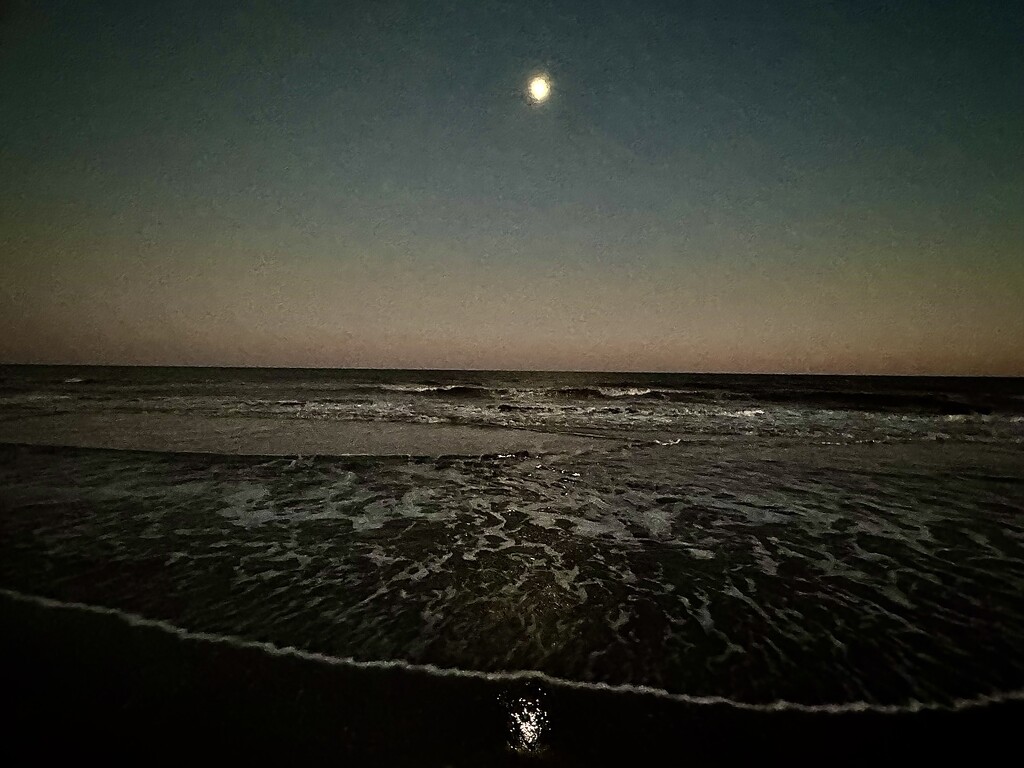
[2,586,1022,715]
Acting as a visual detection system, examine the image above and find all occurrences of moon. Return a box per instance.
[528,76,551,103]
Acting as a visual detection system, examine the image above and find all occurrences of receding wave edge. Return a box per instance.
[2,587,1021,715]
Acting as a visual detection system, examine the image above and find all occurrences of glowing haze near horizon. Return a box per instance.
[1,0,1022,374]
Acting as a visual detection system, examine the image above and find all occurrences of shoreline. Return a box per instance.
[2,589,1020,764]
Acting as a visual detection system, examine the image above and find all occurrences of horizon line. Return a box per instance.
[0,361,1020,379]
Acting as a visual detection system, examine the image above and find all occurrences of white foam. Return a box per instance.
[597,387,654,398]
[3,587,1022,714]
[725,408,766,418]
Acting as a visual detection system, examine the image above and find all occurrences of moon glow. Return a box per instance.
[528,76,551,103]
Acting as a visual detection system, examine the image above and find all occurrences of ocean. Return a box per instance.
[1,365,1023,763]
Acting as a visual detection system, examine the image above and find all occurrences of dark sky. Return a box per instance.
[2,0,1022,373]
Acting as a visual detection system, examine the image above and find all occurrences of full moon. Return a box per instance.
[528,76,550,102]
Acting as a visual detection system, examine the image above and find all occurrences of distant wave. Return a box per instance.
[371,384,697,402]
[546,387,692,401]
[376,384,505,398]
[350,386,1006,415]
[716,390,994,415]
[368,384,691,401]
[6,374,1016,416]
[597,387,657,398]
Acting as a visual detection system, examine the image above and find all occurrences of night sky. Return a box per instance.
[2,0,1022,374]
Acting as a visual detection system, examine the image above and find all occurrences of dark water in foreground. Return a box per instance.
[1,366,1023,762]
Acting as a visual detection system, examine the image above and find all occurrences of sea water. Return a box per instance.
[1,366,1022,759]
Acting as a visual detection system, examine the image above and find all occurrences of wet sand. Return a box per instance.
[1,590,1017,765]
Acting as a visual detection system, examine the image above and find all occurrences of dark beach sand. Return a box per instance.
[1,592,1018,765]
